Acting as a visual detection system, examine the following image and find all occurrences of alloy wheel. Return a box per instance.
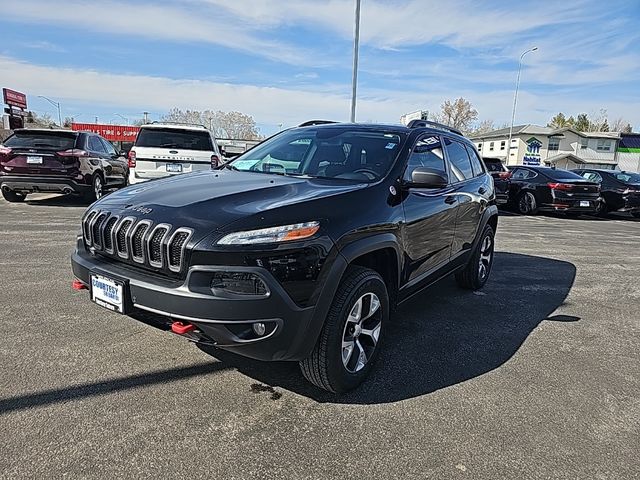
[519,192,535,214]
[94,177,104,199]
[341,292,382,373]
[478,234,493,281]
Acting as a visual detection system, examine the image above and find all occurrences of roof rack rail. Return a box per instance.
[407,119,463,136]
[150,121,207,128]
[298,120,339,127]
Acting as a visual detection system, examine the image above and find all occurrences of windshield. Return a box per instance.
[228,127,406,182]
[4,131,77,150]
[614,171,640,183]
[135,128,213,151]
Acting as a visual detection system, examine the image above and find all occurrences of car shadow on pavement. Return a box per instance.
[24,193,90,207]
[200,252,577,404]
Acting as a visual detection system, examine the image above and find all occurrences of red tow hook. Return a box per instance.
[171,321,196,335]
[72,280,88,291]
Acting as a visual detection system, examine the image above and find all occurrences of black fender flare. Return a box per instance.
[294,233,403,360]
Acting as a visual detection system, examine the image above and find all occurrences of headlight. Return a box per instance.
[217,221,320,245]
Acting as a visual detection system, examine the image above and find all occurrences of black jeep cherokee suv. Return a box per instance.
[71,120,498,393]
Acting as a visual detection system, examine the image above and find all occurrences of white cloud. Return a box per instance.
[2,55,638,130]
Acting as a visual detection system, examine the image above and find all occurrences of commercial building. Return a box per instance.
[471,125,621,170]
[616,133,640,172]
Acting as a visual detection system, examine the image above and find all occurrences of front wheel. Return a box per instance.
[2,189,26,203]
[300,266,388,393]
[455,224,495,290]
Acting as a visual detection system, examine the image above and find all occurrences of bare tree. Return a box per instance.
[588,108,609,132]
[438,98,478,132]
[25,111,56,128]
[159,108,260,139]
[611,117,633,133]
[470,119,495,135]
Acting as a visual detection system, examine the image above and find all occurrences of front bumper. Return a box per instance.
[71,243,320,361]
[0,175,90,194]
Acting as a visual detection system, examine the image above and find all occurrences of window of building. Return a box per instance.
[489,141,494,151]
[596,139,612,152]
[580,138,588,149]
[477,143,482,150]
[500,140,506,150]
[548,137,560,151]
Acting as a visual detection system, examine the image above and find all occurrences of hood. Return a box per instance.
[94,169,366,234]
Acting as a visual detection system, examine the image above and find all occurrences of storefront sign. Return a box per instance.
[71,123,139,142]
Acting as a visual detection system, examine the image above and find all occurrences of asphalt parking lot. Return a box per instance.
[0,194,638,479]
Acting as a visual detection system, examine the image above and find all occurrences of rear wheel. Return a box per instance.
[517,191,538,215]
[2,189,26,203]
[300,266,388,393]
[595,199,609,217]
[455,224,495,290]
[85,174,104,202]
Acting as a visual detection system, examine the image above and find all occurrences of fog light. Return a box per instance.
[211,272,268,297]
[252,322,266,336]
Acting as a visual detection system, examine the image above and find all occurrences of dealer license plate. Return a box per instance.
[91,274,124,313]
[166,163,183,173]
[579,201,590,207]
[26,156,43,164]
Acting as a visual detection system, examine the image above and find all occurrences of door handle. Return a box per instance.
[478,187,487,195]
[444,196,457,204]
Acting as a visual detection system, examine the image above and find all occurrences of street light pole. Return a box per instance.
[506,47,538,165]
[350,0,361,123]
[38,95,62,126]
[113,113,129,125]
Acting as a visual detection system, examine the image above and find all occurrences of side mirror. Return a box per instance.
[406,167,448,188]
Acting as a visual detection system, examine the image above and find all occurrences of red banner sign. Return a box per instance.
[71,123,140,142]
[3,88,27,109]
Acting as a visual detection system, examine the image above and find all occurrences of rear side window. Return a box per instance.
[404,135,446,181]
[4,132,77,150]
[135,128,213,151]
[484,161,505,172]
[580,171,602,182]
[444,138,473,181]
[465,145,485,177]
[88,136,107,153]
[511,168,537,180]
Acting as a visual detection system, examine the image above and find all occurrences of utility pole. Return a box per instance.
[38,95,62,126]
[143,112,149,124]
[350,0,361,123]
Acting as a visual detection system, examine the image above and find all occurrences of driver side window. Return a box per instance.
[403,135,446,181]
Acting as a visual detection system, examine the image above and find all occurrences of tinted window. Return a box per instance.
[511,168,537,180]
[136,128,213,151]
[88,136,106,153]
[543,168,585,181]
[484,160,506,172]
[580,171,602,182]
[613,171,640,183]
[404,135,446,181]
[4,131,77,150]
[229,128,405,182]
[465,145,485,177]
[444,138,473,181]
[100,138,117,156]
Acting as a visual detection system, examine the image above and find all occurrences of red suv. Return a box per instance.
[0,129,128,203]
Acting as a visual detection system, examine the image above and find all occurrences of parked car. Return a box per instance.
[507,166,601,215]
[71,120,498,393]
[128,123,221,184]
[482,157,510,205]
[0,128,128,203]
[572,168,640,218]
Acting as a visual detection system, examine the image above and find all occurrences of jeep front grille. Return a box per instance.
[82,211,192,274]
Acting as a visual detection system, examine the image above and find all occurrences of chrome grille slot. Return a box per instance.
[102,216,119,253]
[167,228,193,272]
[130,220,151,263]
[147,224,170,268]
[83,211,97,245]
[91,212,108,250]
[116,217,135,258]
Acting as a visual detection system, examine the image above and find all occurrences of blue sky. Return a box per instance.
[1,0,639,135]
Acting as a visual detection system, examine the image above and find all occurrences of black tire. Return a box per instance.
[455,224,495,290]
[300,266,389,393]
[595,200,609,218]
[517,191,538,215]
[85,174,104,203]
[2,189,26,203]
